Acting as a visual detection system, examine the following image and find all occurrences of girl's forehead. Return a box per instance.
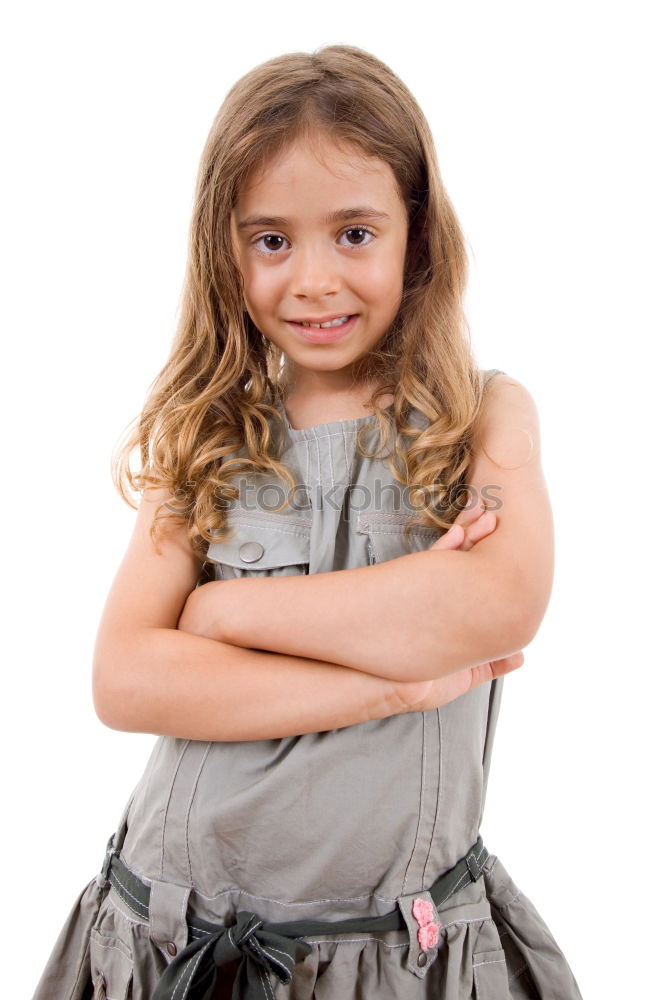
[235,136,402,213]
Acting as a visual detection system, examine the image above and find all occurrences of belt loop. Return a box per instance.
[465,838,489,882]
[149,880,192,960]
[96,790,136,889]
[96,835,117,889]
[397,890,441,979]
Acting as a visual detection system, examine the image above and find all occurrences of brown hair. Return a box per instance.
[112,44,490,561]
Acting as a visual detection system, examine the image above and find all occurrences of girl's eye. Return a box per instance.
[341,227,374,248]
[253,234,287,255]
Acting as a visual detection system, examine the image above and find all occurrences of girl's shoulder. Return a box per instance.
[477,369,541,446]
[480,369,535,405]
[483,367,508,386]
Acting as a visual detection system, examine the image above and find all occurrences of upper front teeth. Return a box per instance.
[300,316,350,329]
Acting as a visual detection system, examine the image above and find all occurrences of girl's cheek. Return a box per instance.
[242,267,274,305]
[361,258,404,297]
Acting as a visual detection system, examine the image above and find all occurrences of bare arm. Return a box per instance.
[92,486,408,740]
[93,487,520,740]
[95,627,407,741]
[184,549,521,686]
[183,376,553,683]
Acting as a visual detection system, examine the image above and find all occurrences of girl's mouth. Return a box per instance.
[287,315,359,343]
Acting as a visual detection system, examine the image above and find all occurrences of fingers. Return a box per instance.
[429,524,464,550]
[460,510,496,550]
[463,653,523,695]
[429,510,496,553]
[429,495,487,548]
[455,494,486,527]
[411,652,525,711]
[486,652,524,678]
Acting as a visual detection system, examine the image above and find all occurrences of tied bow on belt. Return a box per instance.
[152,910,313,1000]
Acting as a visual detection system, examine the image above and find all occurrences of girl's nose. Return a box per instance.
[289,246,342,299]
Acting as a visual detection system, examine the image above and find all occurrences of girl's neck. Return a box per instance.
[278,384,395,431]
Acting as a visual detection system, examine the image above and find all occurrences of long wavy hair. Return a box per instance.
[112,44,491,562]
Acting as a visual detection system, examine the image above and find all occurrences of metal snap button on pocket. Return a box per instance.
[239,541,264,563]
[417,951,428,968]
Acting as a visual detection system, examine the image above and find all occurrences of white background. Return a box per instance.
[2,2,663,997]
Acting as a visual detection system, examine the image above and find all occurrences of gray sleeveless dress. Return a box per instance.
[32,370,583,1000]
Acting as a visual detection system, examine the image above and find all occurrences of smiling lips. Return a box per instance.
[290,314,356,328]
[288,314,359,343]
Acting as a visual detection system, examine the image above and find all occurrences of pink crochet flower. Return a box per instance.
[411,898,442,951]
[412,898,435,925]
[418,922,441,950]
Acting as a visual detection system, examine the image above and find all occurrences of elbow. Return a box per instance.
[510,585,551,653]
[92,656,143,733]
[511,611,540,654]
[515,545,555,650]
[92,661,126,731]
[92,624,161,732]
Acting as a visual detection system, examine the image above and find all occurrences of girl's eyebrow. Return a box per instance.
[236,206,392,231]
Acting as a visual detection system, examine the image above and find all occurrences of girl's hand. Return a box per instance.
[428,494,497,552]
[398,651,524,714]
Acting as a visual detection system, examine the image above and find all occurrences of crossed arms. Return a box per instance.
[92,376,553,740]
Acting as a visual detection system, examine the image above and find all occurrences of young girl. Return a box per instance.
[34,45,583,1000]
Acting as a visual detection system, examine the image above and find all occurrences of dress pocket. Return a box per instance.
[89,928,133,1000]
[472,947,512,999]
[207,510,312,579]
[356,510,441,564]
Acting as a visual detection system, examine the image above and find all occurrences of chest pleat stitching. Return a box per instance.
[314,435,323,488]
[341,427,351,481]
[294,429,366,492]
[326,434,335,486]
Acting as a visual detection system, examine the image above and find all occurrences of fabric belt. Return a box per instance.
[99,834,490,1000]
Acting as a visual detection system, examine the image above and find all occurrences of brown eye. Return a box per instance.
[341,227,374,248]
[261,235,284,251]
[251,233,290,257]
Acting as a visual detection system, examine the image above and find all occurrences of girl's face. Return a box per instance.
[231,133,409,398]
